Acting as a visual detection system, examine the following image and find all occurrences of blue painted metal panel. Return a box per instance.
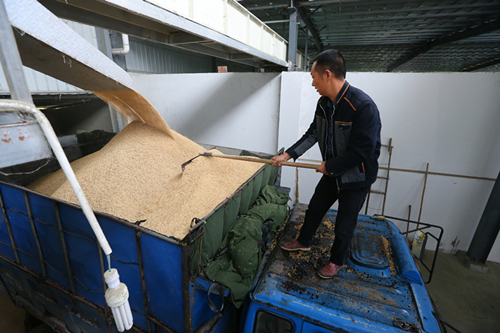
[140,232,184,333]
[0,258,118,333]
[0,182,183,332]
[351,231,389,269]
[0,221,15,261]
[190,277,229,331]
[2,185,42,275]
[58,204,106,307]
[97,213,148,330]
[28,193,71,290]
[248,203,441,333]
[390,232,423,284]
[0,185,18,261]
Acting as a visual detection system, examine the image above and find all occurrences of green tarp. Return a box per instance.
[188,163,279,276]
[205,185,289,307]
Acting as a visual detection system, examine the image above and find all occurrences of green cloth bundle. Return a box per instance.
[205,185,289,307]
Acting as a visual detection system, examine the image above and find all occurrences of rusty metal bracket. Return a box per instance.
[188,218,205,245]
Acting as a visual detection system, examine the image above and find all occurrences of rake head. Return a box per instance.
[181,152,212,172]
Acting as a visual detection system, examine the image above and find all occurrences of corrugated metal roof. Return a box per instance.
[238,0,500,72]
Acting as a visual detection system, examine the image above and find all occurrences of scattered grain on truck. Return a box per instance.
[382,236,397,276]
[283,216,336,280]
[29,121,261,239]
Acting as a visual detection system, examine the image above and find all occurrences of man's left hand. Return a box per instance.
[316,162,328,175]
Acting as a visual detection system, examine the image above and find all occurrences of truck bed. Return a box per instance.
[249,203,441,333]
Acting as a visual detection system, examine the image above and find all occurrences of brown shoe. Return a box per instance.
[280,240,311,252]
[317,262,343,279]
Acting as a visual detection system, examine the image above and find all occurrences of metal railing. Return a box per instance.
[374,214,444,284]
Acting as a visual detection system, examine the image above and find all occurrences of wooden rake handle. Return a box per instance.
[201,152,320,170]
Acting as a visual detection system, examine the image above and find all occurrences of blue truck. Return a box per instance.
[0,99,444,333]
[0,155,445,333]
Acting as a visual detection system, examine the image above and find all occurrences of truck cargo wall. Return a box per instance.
[0,156,279,332]
[0,182,185,332]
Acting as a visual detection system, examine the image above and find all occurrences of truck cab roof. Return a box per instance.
[249,203,442,333]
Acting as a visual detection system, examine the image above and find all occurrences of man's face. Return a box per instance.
[311,62,328,96]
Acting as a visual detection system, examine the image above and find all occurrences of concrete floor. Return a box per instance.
[416,251,500,333]
[0,251,498,333]
[0,283,25,333]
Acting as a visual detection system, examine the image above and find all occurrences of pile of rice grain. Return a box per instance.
[29,121,261,239]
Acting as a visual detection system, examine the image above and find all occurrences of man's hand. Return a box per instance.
[316,162,328,175]
[271,153,291,167]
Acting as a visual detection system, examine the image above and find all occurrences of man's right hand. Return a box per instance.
[271,153,291,167]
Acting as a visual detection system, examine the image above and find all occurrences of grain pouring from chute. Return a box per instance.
[92,90,173,138]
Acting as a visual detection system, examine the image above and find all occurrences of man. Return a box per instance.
[272,49,381,279]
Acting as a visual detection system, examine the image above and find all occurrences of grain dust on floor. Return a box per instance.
[0,284,24,333]
[29,121,262,239]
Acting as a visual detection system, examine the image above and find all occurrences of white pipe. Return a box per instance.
[0,100,112,255]
[112,34,130,55]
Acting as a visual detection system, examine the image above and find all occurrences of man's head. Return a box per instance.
[311,49,346,99]
[312,49,346,79]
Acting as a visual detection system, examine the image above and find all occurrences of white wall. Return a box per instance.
[132,72,281,154]
[278,72,500,263]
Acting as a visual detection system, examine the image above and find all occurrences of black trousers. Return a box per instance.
[297,175,370,266]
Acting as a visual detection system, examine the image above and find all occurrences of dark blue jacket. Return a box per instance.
[286,81,381,190]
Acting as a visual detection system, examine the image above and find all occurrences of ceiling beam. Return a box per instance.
[298,0,361,5]
[303,3,500,16]
[263,19,290,24]
[169,32,207,45]
[387,20,500,72]
[314,21,472,30]
[460,57,500,72]
[320,28,455,37]
[324,39,429,45]
[242,3,289,11]
[297,6,323,52]
[298,0,500,8]
[310,11,498,23]
[178,43,265,68]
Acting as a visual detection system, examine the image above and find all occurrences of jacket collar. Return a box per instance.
[318,81,350,111]
[333,81,350,107]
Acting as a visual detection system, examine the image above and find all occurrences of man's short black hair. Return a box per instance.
[313,49,346,79]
